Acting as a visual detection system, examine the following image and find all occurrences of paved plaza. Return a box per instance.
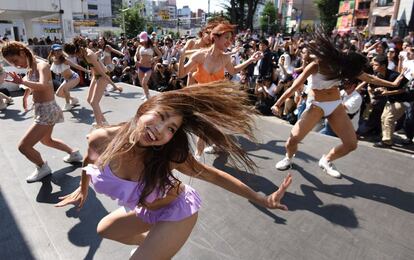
[0,83,413,260]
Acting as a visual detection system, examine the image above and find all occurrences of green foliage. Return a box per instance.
[315,0,340,32]
[260,1,278,35]
[102,30,114,39]
[115,4,146,38]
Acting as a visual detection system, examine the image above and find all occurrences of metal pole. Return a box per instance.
[59,0,65,42]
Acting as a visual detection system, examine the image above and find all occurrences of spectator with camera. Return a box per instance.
[149,61,171,92]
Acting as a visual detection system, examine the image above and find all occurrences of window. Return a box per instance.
[377,0,393,7]
[358,2,370,10]
[88,4,98,10]
[356,19,368,26]
[374,16,391,26]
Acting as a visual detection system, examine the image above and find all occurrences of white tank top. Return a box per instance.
[50,62,70,74]
[309,73,341,90]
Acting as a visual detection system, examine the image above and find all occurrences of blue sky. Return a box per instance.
[176,0,224,13]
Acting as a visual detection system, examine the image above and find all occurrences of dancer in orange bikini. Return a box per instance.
[178,21,263,158]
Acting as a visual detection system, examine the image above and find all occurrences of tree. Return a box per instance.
[222,0,261,30]
[315,0,340,33]
[115,4,146,38]
[260,1,278,35]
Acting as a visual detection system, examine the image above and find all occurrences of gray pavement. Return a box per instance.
[0,83,413,260]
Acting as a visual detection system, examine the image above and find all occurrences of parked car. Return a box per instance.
[0,60,27,92]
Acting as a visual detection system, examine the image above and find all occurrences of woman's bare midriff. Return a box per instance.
[139,55,153,67]
[311,87,341,102]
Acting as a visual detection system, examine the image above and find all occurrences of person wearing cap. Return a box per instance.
[134,31,162,100]
[48,43,90,111]
[177,20,263,158]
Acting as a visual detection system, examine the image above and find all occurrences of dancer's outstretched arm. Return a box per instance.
[175,156,292,210]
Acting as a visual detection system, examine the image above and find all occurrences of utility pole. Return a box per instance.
[59,0,65,42]
[121,0,132,36]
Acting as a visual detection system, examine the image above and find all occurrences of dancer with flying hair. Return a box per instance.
[178,21,263,158]
[56,81,292,259]
[272,30,405,178]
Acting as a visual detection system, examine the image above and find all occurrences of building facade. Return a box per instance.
[0,0,86,42]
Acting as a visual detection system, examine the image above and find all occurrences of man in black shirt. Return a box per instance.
[371,55,408,147]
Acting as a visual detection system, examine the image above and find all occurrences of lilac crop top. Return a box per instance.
[83,164,166,210]
[309,73,341,90]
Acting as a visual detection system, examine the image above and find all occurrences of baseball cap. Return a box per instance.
[51,44,62,51]
[139,31,148,42]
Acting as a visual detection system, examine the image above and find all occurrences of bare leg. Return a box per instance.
[325,105,358,162]
[285,105,324,158]
[87,77,107,125]
[56,78,80,104]
[18,124,52,167]
[137,68,152,99]
[131,213,198,260]
[39,125,75,154]
[97,207,152,245]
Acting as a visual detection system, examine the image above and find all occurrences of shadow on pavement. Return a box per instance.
[0,190,35,259]
[36,165,109,260]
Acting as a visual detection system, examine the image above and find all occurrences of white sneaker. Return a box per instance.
[70,97,79,106]
[140,95,149,101]
[275,155,293,170]
[130,247,138,257]
[107,85,114,92]
[63,150,83,163]
[318,155,341,178]
[203,145,216,154]
[104,89,110,96]
[63,103,74,111]
[26,162,52,183]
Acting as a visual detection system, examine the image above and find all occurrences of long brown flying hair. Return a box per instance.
[307,28,368,80]
[98,81,258,206]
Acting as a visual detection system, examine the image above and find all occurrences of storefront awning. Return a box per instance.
[372,6,394,17]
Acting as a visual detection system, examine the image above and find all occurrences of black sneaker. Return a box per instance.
[401,138,413,146]
[373,141,392,148]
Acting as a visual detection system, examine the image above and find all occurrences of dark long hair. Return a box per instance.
[307,28,368,80]
[98,81,257,206]
[72,36,88,59]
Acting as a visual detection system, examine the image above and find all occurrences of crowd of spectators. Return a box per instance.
[1,28,414,147]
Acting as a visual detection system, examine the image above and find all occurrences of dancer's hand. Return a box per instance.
[5,72,23,85]
[271,104,282,117]
[55,186,88,210]
[250,51,263,62]
[261,173,292,210]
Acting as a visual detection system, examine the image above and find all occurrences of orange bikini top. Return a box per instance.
[193,63,225,84]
